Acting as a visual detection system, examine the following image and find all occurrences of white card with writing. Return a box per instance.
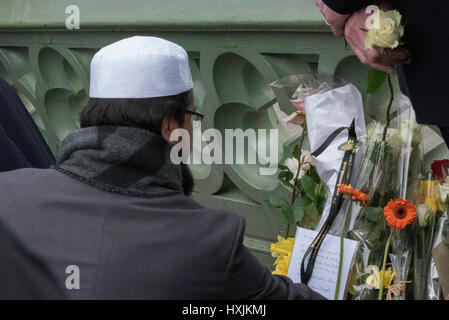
[287,227,359,300]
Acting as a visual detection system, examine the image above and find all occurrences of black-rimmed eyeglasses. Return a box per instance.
[184,110,204,128]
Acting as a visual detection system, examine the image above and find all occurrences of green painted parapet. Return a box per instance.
[0,0,447,268]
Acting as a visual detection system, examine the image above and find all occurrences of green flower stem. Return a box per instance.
[421,228,426,258]
[378,228,394,300]
[285,223,290,237]
[291,121,307,204]
[334,203,351,300]
[283,121,308,237]
[381,74,394,142]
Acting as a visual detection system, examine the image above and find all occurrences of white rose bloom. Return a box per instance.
[439,182,449,203]
[284,151,314,185]
[365,10,404,50]
[366,122,403,150]
[400,120,422,145]
[417,204,433,227]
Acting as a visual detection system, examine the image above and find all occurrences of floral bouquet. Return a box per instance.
[267,74,331,275]
[420,160,449,299]
[413,172,440,299]
[268,73,367,281]
[347,95,422,300]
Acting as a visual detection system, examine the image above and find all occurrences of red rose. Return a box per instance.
[431,159,449,181]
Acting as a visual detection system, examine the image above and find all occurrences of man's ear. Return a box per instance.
[161,113,180,144]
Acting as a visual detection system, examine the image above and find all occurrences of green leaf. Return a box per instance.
[279,179,294,189]
[360,27,369,32]
[364,207,384,224]
[265,196,289,209]
[292,144,301,159]
[300,192,313,208]
[278,164,288,171]
[308,166,321,184]
[281,203,296,224]
[300,203,321,229]
[278,170,294,181]
[367,68,387,94]
[293,198,305,223]
[301,175,316,200]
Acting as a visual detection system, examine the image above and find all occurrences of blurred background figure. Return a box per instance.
[0,76,55,171]
[0,76,63,299]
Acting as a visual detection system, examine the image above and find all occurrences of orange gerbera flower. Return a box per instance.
[384,199,417,230]
[358,193,370,207]
[338,184,354,195]
[337,184,370,207]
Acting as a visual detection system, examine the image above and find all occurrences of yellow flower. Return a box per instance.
[272,255,292,276]
[366,266,395,289]
[421,180,444,211]
[424,197,438,214]
[270,236,295,276]
[421,180,440,198]
[365,10,404,50]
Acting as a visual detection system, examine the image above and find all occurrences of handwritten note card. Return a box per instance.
[287,227,359,300]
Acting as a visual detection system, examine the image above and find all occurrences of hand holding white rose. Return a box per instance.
[316,1,412,73]
[344,6,411,73]
[364,10,404,50]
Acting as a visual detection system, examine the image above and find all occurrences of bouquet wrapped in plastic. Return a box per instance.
[427,209,449,299]
[268,74,365,276]
[347,94,423,300]
[413,173,440,299]
[421,160,449,299]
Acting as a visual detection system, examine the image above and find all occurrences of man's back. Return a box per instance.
[0,168,321,299]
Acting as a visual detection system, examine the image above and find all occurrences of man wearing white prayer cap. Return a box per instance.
[0,36,323,300]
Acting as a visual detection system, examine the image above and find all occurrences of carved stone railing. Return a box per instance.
[1,0,447,267]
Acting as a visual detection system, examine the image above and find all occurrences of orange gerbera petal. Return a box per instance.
[384,199,417,230]
[338,184,354,195]
[338,184,370,207]
[358,193,370,206]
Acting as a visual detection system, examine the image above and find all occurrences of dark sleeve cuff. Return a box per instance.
[322,0,377,14]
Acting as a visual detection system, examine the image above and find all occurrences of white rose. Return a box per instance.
[417,204,433,227]
[284,151,314,185]
[366,122,399,147]
[299,150,314,171]
[400,120,422,146]
[365,10,404,50]
[439,182,449,203]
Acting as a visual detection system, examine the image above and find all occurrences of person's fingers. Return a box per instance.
[368,62,394,73]
[374,48,411,65]
[317,3,350,38]
[330,24,345,37]
[350,45,394,73]
[357,45,411,67]
[350,45,371,65]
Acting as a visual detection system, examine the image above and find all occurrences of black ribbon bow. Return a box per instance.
[300,118,357,285]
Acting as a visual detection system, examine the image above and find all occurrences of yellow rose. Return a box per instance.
[421,180,445,211]
[421,180,440,198]
[424,197,438,214]
[365,10,404,50]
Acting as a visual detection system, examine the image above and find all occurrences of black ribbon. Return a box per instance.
[300,118,357,285]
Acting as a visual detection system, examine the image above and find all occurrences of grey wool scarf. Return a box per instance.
[53,125,190,198]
